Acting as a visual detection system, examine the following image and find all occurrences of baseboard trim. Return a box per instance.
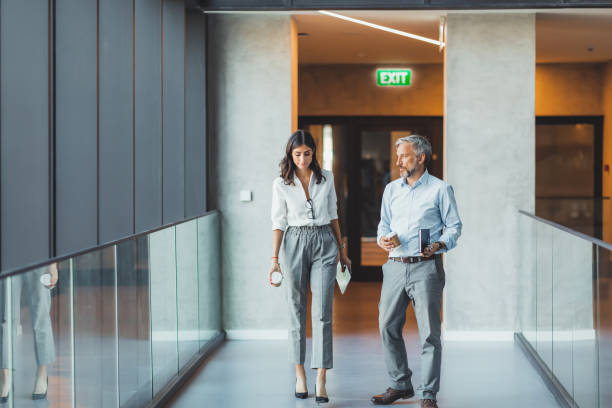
[443,330,514,341]
[225,330,288,340]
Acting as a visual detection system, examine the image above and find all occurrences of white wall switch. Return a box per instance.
[240,190,252,202]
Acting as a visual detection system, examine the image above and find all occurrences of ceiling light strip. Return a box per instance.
[318,10,443,47]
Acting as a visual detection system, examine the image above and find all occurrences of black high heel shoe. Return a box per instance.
[0,393,8,404]
[315,384,329,404]
[295,378,308,399]
[32,377,47,400]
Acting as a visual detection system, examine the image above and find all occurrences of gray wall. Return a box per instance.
[444,13,535,332]
[1,1,50,270]
[208,14,293,331]
[0,0,207,270]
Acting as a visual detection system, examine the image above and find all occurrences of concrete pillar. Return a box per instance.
[209,14,296,335]
[444,14,535,335]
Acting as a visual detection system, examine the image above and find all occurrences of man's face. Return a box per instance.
[396,142,424,178]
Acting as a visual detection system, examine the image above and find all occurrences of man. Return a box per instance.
[371,135,462,408]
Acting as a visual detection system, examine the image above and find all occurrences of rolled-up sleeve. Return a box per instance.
[327,173,338,220]
[438,184,462,251]
[271,180,287,231]
[377,184,392,245]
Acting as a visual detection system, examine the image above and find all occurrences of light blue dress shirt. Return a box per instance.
[377,170,462,258]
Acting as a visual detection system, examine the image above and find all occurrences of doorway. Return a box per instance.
[535,116,604,238]
[300,116,443,281]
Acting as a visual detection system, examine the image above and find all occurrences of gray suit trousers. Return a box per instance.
[379,256,445,401]
[282,225,338,369]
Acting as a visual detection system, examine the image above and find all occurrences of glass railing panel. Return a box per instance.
[555,234,597,408]
[176,219,199,370]
[0,210,220,407]
[536,222,553,368]
[567,236,598,408]
[518,214,537,346]
[2,262,72,408]
[73,246,118,408]
[149,226,179,396]
[598,246,611,408]
[51,259,74,408]
[197,212,222,346]
[551,229,584,399]
[117,237,152,407]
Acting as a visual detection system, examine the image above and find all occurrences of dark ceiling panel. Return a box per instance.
[202,0,290,8]
[292,0,425,7]
[200,0,612,9]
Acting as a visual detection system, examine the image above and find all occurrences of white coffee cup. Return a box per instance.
[270,271,283,286]
[40,273,52,288]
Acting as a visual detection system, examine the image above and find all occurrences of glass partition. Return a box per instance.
[518,211,604,408]
[0,211,221,408]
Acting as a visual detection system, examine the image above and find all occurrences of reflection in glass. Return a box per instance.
[149,227,178,395]
[176,220,199,370]
[1,265,59,406]
[0,211,221,407]
[73,247,118,408]
[197,213,222,345]
[518,215,537,346]
[117,238,152,406]
[536,223,553,368]
[551,230,577,398]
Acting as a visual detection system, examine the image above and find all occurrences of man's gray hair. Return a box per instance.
[395,134,432,165]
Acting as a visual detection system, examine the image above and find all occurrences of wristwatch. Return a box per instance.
[435,241,446,250]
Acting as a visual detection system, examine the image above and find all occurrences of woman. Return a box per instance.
[269,129,351,404]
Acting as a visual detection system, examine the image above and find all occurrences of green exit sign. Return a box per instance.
[377,69,412,86]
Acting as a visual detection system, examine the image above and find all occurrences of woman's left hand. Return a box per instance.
[49,263,59,288]
[337,253,352,273]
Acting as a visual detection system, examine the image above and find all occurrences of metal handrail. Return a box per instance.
[519,210,612,252]
[0,209,219,279]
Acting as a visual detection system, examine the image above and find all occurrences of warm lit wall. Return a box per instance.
[536,63,604,116]
[603,61,612,244]
[299,63,605,117]
[299,64,444,116]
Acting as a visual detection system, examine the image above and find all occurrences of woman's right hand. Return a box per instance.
[268,262,282,287]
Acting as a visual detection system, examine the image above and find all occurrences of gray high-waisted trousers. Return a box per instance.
[379,256,445,401]
[0,269,56,368]
[282,225,338,369]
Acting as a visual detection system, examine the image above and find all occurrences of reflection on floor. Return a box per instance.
[168,283,559,408]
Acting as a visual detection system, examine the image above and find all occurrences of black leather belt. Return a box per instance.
[390,256,435,264]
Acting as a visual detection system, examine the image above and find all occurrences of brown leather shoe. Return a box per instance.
[370,387,415,405]
[420,399,438,408]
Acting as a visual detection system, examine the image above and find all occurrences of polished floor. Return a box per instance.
[167,283,560,408]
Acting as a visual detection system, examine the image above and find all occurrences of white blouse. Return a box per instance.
[271,169,338,231]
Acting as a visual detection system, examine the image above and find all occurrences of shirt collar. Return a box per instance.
[401,169,430,188]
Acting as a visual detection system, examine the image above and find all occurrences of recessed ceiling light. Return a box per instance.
[357,52,366,58]
[318,10,443,47]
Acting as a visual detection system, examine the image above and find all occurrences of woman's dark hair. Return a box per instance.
[280,129,325,185]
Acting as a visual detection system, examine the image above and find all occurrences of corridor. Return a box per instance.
[168,283,559,408]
